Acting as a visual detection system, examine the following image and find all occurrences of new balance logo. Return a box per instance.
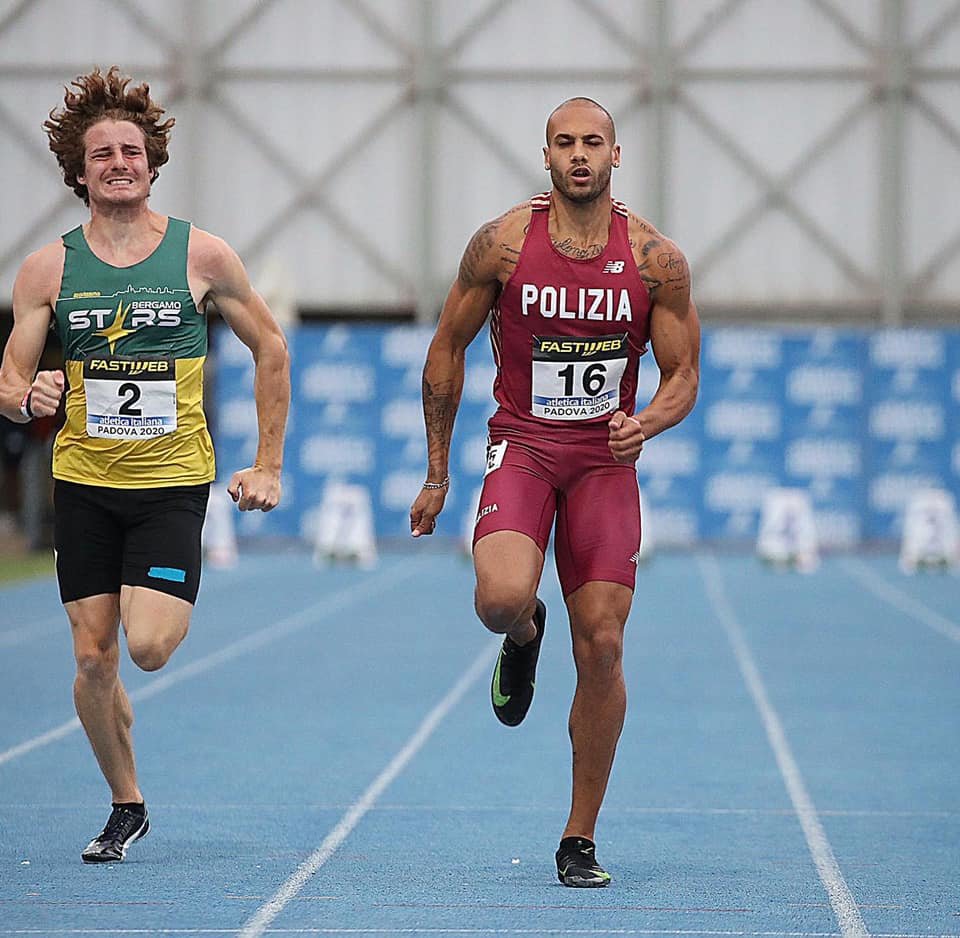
[602,260,625,274]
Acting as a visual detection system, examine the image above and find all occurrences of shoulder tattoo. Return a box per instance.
[638,247,690,299]
[458,220,498,286]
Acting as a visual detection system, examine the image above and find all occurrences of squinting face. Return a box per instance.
[543,103,620,204]
[78,119,153,207]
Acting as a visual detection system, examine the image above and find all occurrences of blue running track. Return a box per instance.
[1,548,957,936]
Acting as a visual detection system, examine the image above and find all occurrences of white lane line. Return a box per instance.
[0,558,426,768]
[698,555,870,938]
[839,557,960,645]
[3,928,959,936]
[238,640,500,938]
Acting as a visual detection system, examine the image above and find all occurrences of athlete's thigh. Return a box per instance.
[472,440,556,603]
[472,438,557,554]
[120,584,194,649]
[122,484,209,604]
[473,530,546,609]
[555,465,640,598]
[54,480,124,603]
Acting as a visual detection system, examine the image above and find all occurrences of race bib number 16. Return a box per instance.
[531,333,628,421]
[83,355,178,439]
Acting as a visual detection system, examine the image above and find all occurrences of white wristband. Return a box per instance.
[19,390,34,420]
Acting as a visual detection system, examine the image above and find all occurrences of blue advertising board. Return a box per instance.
[212,324,960,547]
[211,323,498,543]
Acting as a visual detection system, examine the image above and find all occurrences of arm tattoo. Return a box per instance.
[499,244,521,270]
[637,257,664,295]
[657,251,686,274]
[656,251,691,294]
[638,247,690,299]
[628,213,657,237]
[630,228,666,291]
[458,220,498,286]
[422,367,458,453]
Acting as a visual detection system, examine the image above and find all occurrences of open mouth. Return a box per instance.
[571,168,591,180]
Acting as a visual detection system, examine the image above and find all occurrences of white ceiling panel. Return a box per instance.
[0,0,956,321]
[790,106,879,281]
[686,0,873,68]
[670,105,769,264]
[0,0,175,66]
[916,11,960,66]
[250,208,415,309]
[919,245,960,302]
[451,0,641,70]
[905,0,960,44]
[682,81,871,178]
[218,0,409,69]
[904,100,960,285]
[695,207,867,303]
[186,105,302,252]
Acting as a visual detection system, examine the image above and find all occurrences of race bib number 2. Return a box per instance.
[531,333,628,421]
[83,356,178,439]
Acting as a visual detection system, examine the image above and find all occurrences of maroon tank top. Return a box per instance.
[489,193,651,441]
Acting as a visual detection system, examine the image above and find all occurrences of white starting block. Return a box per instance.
[312,481,378,568]
[899,488,960,573]
[202,485,238,569]
[756,487,819,572]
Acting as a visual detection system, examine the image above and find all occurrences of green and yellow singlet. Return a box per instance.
[52,217,215,488]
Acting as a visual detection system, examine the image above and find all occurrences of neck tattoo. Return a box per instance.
[552,237,604,260]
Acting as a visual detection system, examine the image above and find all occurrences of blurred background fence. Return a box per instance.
[1,0,959,552]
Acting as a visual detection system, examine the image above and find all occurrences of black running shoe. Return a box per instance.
[491,598,546,727]
[556,836,611,887]
[81,804,150,863]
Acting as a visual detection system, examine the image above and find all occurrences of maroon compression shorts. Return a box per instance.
[472,428,641,597]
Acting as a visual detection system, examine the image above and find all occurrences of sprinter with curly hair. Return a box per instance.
[0,66,290,863]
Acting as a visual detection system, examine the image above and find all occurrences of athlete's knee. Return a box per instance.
[68,600,122,683]
[126,633,175,672]
[126,621,185,671]
[573,626,624,676]
[74,639,121,684]
[474,586,534,635]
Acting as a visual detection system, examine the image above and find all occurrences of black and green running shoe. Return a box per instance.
[555,836,611,887]
[490,598,546,727]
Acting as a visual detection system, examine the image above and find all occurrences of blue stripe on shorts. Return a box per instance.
[148,566,187,583]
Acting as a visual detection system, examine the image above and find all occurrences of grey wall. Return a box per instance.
[1,0,958,323]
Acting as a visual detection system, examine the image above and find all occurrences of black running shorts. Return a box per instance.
[54,480,210,604]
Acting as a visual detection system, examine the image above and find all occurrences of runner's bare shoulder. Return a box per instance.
[13,240,65,309]
[460,200,534,287]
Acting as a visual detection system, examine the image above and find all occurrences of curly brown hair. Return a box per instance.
[44,66,175,205]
